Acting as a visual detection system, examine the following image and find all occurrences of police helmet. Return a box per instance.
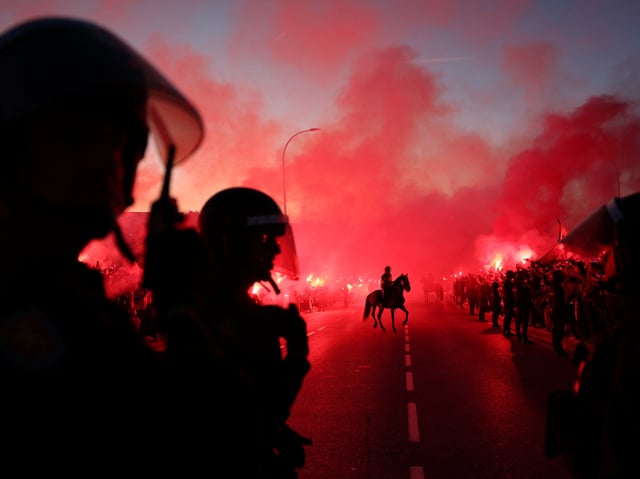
[0,17,204,165]
[385,266,391,273]
[199,187,299,280]
[0,17,204,249]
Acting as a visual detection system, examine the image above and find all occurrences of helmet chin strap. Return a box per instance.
[267,275,281,295]
[112,218,136,263]
[257,275,281,295]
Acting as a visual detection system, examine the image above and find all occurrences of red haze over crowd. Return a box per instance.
[4,1,639,288]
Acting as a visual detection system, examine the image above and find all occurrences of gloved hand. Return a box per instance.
[275,423,312,470]
[279,304,309,358]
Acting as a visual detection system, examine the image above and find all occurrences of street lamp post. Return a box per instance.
[281,127,320,216]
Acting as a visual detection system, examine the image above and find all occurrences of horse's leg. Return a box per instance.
[391,308,396,332]
[401,306,409,326]
[377,307,386,331]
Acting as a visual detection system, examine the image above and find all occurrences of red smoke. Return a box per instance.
[3,1,639,291]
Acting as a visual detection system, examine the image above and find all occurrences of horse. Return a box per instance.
[363,273,411,332]
[422,281,444,304]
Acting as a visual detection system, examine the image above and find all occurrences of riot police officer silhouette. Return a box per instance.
[167,187,312,478]
[0,16,203,473]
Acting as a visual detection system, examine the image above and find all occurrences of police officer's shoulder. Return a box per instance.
[260,304,302,320]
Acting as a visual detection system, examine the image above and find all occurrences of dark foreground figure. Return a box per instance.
[0,16,203,474]
[546,192,640,479]
[157,187,312,478]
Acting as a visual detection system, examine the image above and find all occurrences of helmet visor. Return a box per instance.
[145,77,204,166]
[273,222,300,281]
[246,212,299,281]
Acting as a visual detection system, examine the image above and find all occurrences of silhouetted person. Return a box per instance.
[546,192,640,478]
[466,274,480,315]
[550,269,570,356]
[581,261,608,338]
[0,17,203,474]
[477,276,492,322]
[502,270,516,337]
[564,272,581,339]
[529,265,547,328]
[455,276,467,307]
[381,265,393,305]
[515,269,533,343]
[168,187,312,478]
[490,280,502,328]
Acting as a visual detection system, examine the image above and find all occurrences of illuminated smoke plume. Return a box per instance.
[4,1,637,291]
[86,49,640,293]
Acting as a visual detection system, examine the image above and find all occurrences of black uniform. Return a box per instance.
[1,260,165,474]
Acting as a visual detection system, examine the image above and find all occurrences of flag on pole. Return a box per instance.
[557,217,568,242]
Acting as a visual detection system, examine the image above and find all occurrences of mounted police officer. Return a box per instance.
[381,265,393,304]
[0,16,203,473]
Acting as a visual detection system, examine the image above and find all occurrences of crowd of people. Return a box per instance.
[450,192,639,479]
[452,257,615,356]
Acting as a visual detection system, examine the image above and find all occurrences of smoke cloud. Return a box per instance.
[3,0,639,293]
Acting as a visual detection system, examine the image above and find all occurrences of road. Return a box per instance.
[287,296,578,479]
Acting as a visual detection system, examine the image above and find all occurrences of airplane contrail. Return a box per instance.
[413,56,473,64]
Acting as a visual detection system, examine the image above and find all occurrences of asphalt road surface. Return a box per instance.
[288,295,579,479]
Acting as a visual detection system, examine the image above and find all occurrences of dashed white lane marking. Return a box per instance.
[406,371,414,391]
[405,324,424,478]
[407,402,420,442]
[410,465,425,479]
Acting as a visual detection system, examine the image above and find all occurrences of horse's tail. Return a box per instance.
[363,296,371,320]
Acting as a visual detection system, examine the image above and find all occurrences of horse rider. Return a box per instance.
[381,265,393,304]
